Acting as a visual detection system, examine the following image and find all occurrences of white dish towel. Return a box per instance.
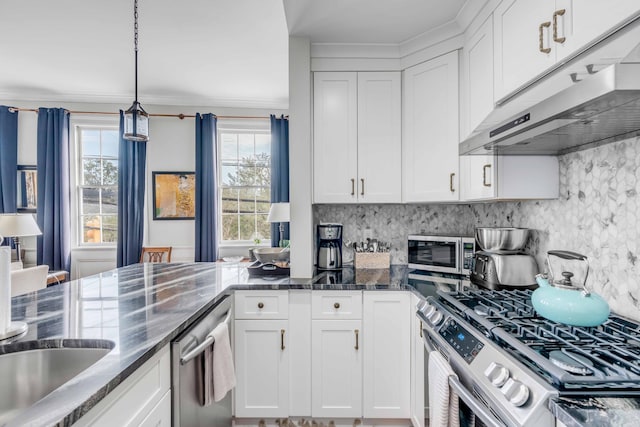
[211,321,236,402]
[429,351,460,427]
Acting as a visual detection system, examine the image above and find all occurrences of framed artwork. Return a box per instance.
[152,171,196,220]
[17,165,37,213]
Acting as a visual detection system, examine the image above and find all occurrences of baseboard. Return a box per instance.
[233,418,411,427]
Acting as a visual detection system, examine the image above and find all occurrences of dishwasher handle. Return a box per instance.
[179,310,231,365]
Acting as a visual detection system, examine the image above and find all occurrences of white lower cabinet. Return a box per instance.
[234,319,289,418]
[311,319,363,417]
[363,291,411,419]
[234,290,416,423]
[75,346,171,427]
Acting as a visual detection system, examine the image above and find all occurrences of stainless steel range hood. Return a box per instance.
[460,17,640,156]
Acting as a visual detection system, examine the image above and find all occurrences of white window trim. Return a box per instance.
[217,119,272,247]
[70,115,119,249]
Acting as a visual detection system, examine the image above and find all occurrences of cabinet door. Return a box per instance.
[460,155,496,200]
[410,295,426,427]
[235,320,289,418]
[313,72,358,203]
[494,0,556,99]
[139,390,171,427]
[402,51,459,202]
[357,72,402,203]
[461,15,494,139]
[363,292,410,419]
[311,320,362,418]
[556,0,640,60]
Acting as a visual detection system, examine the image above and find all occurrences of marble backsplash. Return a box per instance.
[314,135,640,321]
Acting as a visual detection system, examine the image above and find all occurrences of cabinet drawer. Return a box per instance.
[312,291,362,319]
[235,291,289,319]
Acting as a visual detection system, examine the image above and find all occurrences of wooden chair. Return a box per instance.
[11,265,49,297]
[139,247,172,263]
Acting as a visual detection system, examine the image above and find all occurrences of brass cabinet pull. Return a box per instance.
[360,178,365,196]
[351,178,355,196]
[419,321,423,338]
[281,329,285,350]
[482,164,492,187]
[539,22,551,53]
[334,302,340,309]
[354,329,359,350]
[449,173,455,193]
[258,302,264,309]
[553,9,566,43]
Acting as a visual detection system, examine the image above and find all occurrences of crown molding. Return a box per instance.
[455,0,490,31]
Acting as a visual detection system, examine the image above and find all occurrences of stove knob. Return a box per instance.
[484,362,510,387]
[501,378,530,407]
[424,304,436,318]
[429,309,444,326]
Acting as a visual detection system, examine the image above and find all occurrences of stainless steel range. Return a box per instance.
[417,288,640,427]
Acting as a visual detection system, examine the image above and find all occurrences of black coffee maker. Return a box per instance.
[316,224,343,270]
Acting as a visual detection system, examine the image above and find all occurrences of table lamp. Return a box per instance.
[0,214,42,263]
[267,203,290,247]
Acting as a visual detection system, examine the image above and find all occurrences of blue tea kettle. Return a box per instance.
[532,250,610,327]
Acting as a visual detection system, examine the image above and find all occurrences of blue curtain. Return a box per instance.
[117,111,147,267]
[195,114,218,262]
[270,115,289,247]
[36,108,71,271]
[0,106,18,214]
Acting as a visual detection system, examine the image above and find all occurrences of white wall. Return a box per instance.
[7,99,286,278]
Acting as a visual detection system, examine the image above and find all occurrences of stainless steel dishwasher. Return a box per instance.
[171,295,233,426]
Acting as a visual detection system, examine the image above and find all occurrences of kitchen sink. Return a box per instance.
[0,339,115,424]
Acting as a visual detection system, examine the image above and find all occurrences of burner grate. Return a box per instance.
[438,288,640,392]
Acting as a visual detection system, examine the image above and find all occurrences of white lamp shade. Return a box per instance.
[0,214,42,239]
[267,203,290,223]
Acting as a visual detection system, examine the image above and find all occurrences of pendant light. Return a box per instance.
[123,0,149,142]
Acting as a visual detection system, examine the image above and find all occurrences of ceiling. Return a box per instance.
[0,0,468,110]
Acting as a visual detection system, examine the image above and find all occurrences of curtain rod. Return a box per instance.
[6,107,286,120]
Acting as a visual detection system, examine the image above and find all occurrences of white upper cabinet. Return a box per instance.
[461,14,494,140]
[313,72,358,203]
[460,155,560,201]
[402,51,460,203]
[556,0,640,60]
[313,72,401,204]
[357,72,402,203]
[494,0,640,100]
[493,0,557,100]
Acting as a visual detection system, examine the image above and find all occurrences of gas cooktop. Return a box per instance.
[439,289,640,394]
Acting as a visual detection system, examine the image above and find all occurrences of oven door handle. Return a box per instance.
[448,375,506,427]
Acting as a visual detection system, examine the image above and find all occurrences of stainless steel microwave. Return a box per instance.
[408,235,475,276]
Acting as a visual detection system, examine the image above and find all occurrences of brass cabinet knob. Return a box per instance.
[334,302,340,309]
[258,302,264,309]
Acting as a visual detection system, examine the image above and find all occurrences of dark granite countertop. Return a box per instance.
[4,262,412,426]
[6,262,638,426]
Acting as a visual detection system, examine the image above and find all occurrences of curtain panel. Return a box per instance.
[194,113,218,262]
[36,108,71,272]
[270,115,289,247]
[117,111,147,267]
[0,106,18,213]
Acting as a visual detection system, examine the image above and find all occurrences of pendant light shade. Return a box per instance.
[123,0,149,142]
[124,101,149,141]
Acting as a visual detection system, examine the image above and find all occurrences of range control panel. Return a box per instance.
[439,319,484,364]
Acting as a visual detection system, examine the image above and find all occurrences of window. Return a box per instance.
[77,127,119,244]
[218,123,271,244]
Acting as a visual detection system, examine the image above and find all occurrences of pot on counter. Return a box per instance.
[532,250,610,327]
